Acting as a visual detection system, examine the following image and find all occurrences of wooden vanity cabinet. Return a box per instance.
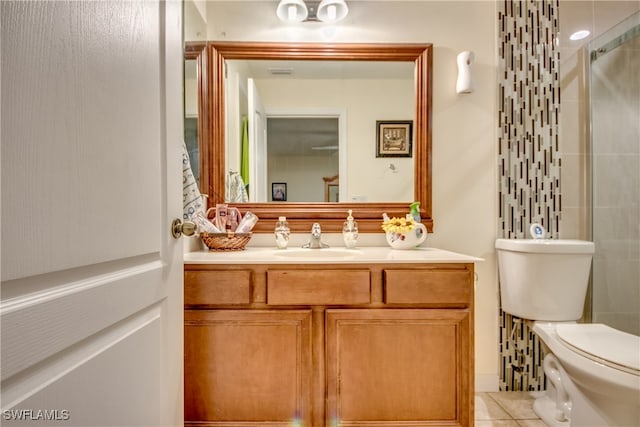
[184,263,474,427]
[184,309,312,424]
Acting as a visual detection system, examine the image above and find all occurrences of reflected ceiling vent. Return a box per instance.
[311,145,338,150]
[269,67,294,76]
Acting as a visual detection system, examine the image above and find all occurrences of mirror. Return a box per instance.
[191,42,432,233]
[184,59,200,182]
[225,59,414,203]
[185,42,209,192]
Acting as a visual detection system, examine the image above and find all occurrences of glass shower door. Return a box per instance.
[589,11,640,335]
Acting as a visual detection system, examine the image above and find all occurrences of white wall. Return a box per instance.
[206,1,499,391]
[184,0,207,41]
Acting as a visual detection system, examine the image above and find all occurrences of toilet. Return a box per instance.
[495,238,640,427]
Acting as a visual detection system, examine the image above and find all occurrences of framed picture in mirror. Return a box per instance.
[376,121,413,157]
[272,183,287,201]
[323,175,339,202]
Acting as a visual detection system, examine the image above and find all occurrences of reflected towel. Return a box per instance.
[226,171,249,203]
[182,140,204,220]
[240,116,249,188]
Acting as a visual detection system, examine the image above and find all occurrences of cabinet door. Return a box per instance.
[326,309,472,427]
[185,310,312,426]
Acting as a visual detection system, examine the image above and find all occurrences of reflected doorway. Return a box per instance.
[266,117,341,202]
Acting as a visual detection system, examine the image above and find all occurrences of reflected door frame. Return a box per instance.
[267,107,347,202]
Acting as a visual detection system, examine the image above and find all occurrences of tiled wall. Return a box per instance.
[497,0,561,391]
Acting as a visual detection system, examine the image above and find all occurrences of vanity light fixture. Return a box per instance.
[276,0,308,23]
[277,0,349,23]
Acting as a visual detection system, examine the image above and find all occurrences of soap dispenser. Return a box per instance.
[342,209,358,249]
[409,201,421,223]
[409,202,424,240]
[274,216,290,249]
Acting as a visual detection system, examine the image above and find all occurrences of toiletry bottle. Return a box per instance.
[227,207,241,232]
[274,216,290,249]
[410,201,421,223]
[343,209,358,249]
[214,203,229,231]
[192,210,221,234]
[236,211,259,233]
[409,201,424,240]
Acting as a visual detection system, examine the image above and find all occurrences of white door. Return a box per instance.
[1,1,183,426]
[247,78,268,202]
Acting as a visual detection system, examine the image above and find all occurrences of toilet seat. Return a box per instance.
[556,323,640,376]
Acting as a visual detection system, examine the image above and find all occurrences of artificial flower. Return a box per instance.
[381,216,416,233]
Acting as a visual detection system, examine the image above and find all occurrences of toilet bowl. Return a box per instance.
[532,322,640,427]
[495,238,640,427]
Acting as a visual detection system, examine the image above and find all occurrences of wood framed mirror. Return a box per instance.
[191,41,432,233]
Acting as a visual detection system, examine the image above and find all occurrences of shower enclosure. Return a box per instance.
[588,11,640,336]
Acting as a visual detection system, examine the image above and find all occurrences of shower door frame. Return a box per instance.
[586,11,640,333]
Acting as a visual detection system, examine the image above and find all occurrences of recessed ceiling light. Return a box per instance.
[570,30,590,41]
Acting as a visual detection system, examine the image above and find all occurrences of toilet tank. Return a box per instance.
[495,239,595,321]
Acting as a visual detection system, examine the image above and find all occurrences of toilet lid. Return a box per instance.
[556,324,640,375]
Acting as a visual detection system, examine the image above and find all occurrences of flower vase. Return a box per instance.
[385,223,427,249]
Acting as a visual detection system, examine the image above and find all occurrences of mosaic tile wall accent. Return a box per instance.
[497,0,561,391]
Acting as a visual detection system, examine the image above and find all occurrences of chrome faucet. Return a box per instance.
[303,222,329,249]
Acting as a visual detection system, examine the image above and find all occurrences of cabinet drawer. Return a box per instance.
[384,269,471,305]
[267,270,370,305]
[185,270,252,305]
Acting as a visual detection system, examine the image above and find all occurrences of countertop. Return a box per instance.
[184,246,482,265]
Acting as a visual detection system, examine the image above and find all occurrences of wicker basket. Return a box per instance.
[201,232,252,251]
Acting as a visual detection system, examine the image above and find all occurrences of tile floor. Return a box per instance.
[475,392,548,427]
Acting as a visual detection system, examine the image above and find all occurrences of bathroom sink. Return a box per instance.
[273,248,363,259]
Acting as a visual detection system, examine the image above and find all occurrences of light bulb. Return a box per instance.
[317,0,348,23]
[327,5,336,21]
[276,0,308,23]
